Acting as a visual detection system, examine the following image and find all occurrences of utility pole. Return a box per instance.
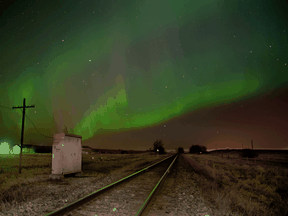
[12,98,35,174]
[251,139,253,150]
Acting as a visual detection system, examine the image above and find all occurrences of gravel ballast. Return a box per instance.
[0,154,168,216]
[146,154,215,216]
[1,153,234,215]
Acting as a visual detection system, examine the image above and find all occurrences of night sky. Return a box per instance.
[0,0,288,151]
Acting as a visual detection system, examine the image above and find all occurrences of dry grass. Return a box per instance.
[183,152,288,216]
[0,152,164,213]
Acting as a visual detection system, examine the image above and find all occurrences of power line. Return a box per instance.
[0,104,54,139]
[9,123,19,141]
[24,112,54,139]
[0,105,13,110]
[0,105,21,143]
[0,123,19,146]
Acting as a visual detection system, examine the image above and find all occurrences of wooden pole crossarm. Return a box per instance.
[12,105,35,109]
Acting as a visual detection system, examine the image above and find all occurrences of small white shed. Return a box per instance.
[49,133,82,180]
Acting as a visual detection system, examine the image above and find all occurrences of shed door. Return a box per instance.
[52,146,63,174]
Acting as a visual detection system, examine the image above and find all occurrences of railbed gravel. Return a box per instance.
[0,154,168,216]
[1,154,233,216]
[146,154,233,216]
[69,156,175,215]
[145,154,214,216]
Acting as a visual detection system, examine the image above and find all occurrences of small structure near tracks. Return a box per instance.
[49,133,82,180]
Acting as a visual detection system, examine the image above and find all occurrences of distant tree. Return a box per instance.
[153,139,165,154]
[200,145,207,153]
[190,144,202,153]
[190,144,207,154]
[178,147,184,153]
[240,149,259,158]
[63,125,69,133]
[34,146,52,153]
[68,128,75,134]
[29,139,37,145]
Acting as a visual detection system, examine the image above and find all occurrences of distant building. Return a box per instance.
[82,146,93,154]
[33,145,52,153]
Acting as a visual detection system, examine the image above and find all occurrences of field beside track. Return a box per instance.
[0,152,167,213]
[182,152,288,216]
[208,149,288,161]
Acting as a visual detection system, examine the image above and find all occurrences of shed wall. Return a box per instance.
[51,133,82,175]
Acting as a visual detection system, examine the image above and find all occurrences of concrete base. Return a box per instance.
[74,172,82,177]
[49,174,63,180]
[49,172,82,180]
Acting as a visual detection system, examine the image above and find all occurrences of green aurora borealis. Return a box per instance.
[1,0,288,150]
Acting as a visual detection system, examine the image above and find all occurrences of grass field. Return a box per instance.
[183,152,288,216]
[2,151,287,215]
[0,152,166,213]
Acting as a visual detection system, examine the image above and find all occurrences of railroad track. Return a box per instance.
[45,154,178,216]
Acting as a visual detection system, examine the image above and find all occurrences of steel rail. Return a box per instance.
[135,154,178,216]
[45,153,177,216]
